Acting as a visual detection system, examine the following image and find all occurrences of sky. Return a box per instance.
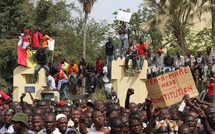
[67,0,143,23]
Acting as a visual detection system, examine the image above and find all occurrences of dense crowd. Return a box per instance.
[0,86,214,134]
[3,21,215,134]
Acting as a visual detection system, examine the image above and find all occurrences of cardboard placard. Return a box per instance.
[48,40,55,51]
[116,10,132,23]
[146,66,199,108]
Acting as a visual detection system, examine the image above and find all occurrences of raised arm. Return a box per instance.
[20,93,27,110]
[125,88,134,109]
[28,90,35,104]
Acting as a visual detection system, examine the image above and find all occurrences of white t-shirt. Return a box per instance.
[102,66,109,82]
[0,125,14,133]
[47,75,56,89]
[87,128,109,134]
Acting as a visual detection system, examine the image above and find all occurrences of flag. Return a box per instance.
[17,46,37,68]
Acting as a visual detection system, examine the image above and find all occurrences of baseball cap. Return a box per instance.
[210,77,215,81]
[12,113,28,126]
[158,49,162,52]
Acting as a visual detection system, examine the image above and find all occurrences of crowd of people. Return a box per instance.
[0,84,214,134]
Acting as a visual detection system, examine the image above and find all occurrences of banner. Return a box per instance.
[146,66,199,108]
[116,10,132,23]
[48,40,55,51]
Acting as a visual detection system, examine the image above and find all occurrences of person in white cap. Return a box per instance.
[56,114,77,134]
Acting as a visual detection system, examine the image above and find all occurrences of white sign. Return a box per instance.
[48,40,55,51]
[116,10,132,23]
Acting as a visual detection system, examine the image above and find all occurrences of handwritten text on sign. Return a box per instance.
[146,67,198,108]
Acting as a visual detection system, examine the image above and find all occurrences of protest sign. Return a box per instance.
[146,66,199,108]
[48,40,55,51]
[116,10,132,23]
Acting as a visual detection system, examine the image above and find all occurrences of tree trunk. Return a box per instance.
[211,0,215,47]
[83,13,88,59]
[82,13,88,94]
[178,32,186,55]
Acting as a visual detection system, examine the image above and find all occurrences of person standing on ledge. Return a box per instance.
[105,37,116,68]
[118,21,128,59]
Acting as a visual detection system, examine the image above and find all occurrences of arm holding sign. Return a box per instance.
[125,88,134,109]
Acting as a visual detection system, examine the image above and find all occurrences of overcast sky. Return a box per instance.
[67,0,143,23]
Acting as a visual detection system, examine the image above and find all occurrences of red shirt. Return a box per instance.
[96,60,103,73]
[0,91,9,104]
[31,32,42,47]
[136,43,148,56]
[208,83,215,96]
[54,69,68,80]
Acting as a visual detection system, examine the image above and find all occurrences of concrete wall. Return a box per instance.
[111,59,148,107]
[13,68,47,103]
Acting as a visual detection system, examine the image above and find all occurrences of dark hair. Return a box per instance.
[183,114,195,122]
[207,47,212,51]
[110,116,122,126]
[70,59,74,63]
[129,117,142,125]
[32,113,43,119]
[129,112,140,119]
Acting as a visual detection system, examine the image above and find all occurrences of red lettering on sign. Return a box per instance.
[154,78,158,85]
[169,73,174,79]
[163,94,168,100]
[187,85,193,92]
[179,68,184,75]
[150,79,153,85]
[176,89,181,96]
[161,75,165,81]
[169,92,174,98]
[174,71,179,77]
[173,80,176,84]
[184,67,189,73]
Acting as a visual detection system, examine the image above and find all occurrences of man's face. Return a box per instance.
[33,116,44,132]
[111,105,120,114]
[92,111,104,126]
[34,26,38,32]
[130,120,142,134]
[14,105,22,113]
[94,101,104,112]
[111,120,123,134]
[159,109,171,121]
[169,108,179,120]
[87,106,93,112]
[140,111,147,123]
[57,117,68,133]
[139,38,143,44]
[4,111,13,125]
[129,103,138,113]
[107,100,116,109]
[12,121,23,133]
[24,109,32,116]
[85,112,92,122]
[109,111,119,120]
[122,116,129,133]
[28,116,34,130]
[108,37,112,43]
[62,107,71,119]
[177,51,180,56]
[44,115,55,132]
[186,51,191,56]
[122,109,130,118]
[206,107,215,124]
[55,108,62,115]
[42,30,46,35]
[38,101,47,111]
[71,110,81,123]
[184,116,197,132]
[167,52,171,57]
[70,61,74,66]
[129,40,133,46]
[197,51,201,56]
